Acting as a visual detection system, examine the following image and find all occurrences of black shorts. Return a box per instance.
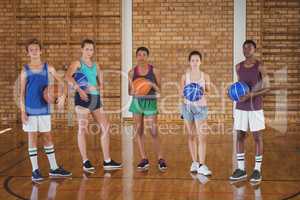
[74,93,102,111]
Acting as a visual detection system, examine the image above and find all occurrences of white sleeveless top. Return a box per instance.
[184,70,207,106]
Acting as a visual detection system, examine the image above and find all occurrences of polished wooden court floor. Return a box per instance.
[0,122,299,200]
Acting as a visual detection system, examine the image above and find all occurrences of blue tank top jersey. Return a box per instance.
[24,63,50,116]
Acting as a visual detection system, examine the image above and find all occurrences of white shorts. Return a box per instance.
[22,115,51,132]
[234,109,265,132]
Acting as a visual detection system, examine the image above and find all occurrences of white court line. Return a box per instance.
[0,128,12,135]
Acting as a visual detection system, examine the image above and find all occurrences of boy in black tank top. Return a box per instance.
[128,47,167,171]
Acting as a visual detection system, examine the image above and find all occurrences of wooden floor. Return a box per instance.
[0,122,299,200]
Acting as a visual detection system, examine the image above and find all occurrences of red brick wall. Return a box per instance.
[247,0,300,133]
[132,0,234,121]
[0,0,17,126]
[0,0,299,132]
[132,0,300,129]
[0,0,121,127]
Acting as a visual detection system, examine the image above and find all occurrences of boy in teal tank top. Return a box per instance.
[128,47,167,171]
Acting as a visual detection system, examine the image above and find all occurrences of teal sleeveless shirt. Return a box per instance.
[79,59,99,95]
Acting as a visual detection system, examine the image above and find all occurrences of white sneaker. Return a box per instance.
[190,162,199,173]
[197,165,212,176]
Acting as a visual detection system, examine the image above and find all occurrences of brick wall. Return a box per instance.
[132,0,300,129]
[0,0,17,126]
[0,0,299,132]
[132,0,234,121]
[0,0,121,127]
[247,0,300,133]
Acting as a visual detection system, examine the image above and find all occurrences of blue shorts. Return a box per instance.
[181,104,208,121]
[75,93,102,111]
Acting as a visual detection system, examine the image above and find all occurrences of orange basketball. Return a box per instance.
[132,78,152,96]
[43,84,64,104]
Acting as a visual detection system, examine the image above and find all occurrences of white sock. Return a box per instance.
[254,155,262,172]
[28,148,38,172]
[104,158,111,163]
[237,153,245,170]
[44,145,59,170]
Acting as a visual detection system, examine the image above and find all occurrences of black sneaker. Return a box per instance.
[137,159,149,170]
[83,160,95,172]
[158,159,167,171]
[249,170,262,182]
[229,169,247,181]
[32,169,44,182]
[49,166,72,177]
[103,160,122,171]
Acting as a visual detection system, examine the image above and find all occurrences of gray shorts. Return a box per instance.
[181,104,208,121]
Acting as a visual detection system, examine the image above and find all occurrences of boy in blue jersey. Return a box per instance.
[20,38,71,181]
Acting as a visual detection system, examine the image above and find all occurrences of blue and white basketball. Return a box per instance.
[73,71,88,90]
[183,83,204,102]
[227,81,250,102]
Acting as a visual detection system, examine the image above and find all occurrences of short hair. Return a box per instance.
[188,51,202,61]
[136,47,149,56]
[243,40,256,49]
[81,39,95,48]
[26,38,42,52]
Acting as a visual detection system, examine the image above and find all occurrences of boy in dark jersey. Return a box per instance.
[229,40,270,183]
[128,47,167,171]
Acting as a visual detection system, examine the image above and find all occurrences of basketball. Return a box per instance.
[183,83,204,102]
[73,71,88,90]
[43,84,64,104]
[132,78,152,96]
[227,81,250,102]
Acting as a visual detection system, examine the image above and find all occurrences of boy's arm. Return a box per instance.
[96,64,104,98]
[128,69,134,96]
[204,73,211,95]
[20,69,28,123]
[227,64,240,100]
[48,65,67,95]
[180,74,185,98]
[97,65,104,93]
[151,68,161,93]
[65,61,80,90]
[253,63,270,96]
